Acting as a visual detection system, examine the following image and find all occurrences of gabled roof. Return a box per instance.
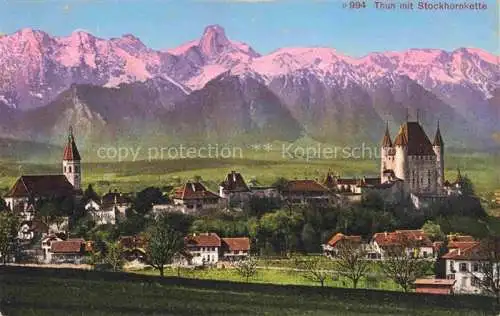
[174,182,221,200]
[327,233,362,247]
[283,180,329,193]
[393,122,435,156]
[220,171,250,192]
[102,192,132,206]
[50,239,85,254]
[5,175,75,198]
[441,242,484,260]
[119,235,146,249]
[222,237,250,251]
[414,279,455,286]
[372,230,432,247]
[186,233,221,247]
[63,127,81,161]
[323,172,336,189]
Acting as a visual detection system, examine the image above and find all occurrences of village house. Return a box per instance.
[322,232,363,258]
[219,171,252,207]
[220,237,251,261]
[281,179,334,205]
[172,182,223,214]
[183,233,221,266]
[119,235,147,263]
[85,191,132,225]
[414,278,456,295]
[368,230,434,260]
[441,238,494,295]
[47,238,91,264]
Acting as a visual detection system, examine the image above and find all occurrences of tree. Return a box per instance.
[460,175,475,196]
[83,184,100,203]
[104,241,124,272]
[421,220,445,242]
[0,211,19,264]
[134,187,168,214]
[294,256,330,288]
[146,213,192,277]
[332,240,369,289]
[380,237,430,292]
[470,236,500,303]
[235,257,258,282]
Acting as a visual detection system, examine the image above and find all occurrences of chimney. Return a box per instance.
[457,248,461,255]
[384,232,388,237]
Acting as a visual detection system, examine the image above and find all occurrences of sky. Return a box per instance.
[0,0,497,57]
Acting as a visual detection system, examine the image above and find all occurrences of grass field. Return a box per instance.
[0,266,497,316]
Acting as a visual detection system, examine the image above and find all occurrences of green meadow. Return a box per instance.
[0,266,496,316]
[0,146,498,201]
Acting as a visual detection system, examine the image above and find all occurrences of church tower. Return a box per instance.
[433,121,444,191]
[62,126,82,190]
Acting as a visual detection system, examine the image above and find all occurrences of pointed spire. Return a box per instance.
[433,120,444,147]
[63,126,81,161]
[382,121,392,147]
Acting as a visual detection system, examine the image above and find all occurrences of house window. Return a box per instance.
[449,261,455,271]
[75,166,79,173]
[459,263,468,272]
[471,276,481,287]
[446,274,455,280]
[473,263,480,272]
[423,251,428,258]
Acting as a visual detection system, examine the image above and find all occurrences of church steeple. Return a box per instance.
[433,120,444,147]
[62,126,81,190]
[381,122,392,147]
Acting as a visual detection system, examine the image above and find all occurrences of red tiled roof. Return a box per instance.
[5,175,75,198]
[373,230,432,247]
[393,122,436,156]
[220,171,250,192]
[186,233,221,247]
[119,235,147,249]
[327,233,362,247]
[448,235,476,243]
[222,237,250,251]
[441,242,483,260]
[283,180,329,192]
[414,279,455,286]
[174,182,221,200]
[63,128,81,161]
[50,239,85,254]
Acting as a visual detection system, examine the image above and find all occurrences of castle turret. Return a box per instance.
[62,126,81,190]
[433,121,444,190]
[380,122,393,182]
[393,123,408,183]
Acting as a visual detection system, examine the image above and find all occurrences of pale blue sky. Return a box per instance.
[0,0,497,57]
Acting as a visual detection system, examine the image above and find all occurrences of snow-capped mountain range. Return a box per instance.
[0,25,498,148]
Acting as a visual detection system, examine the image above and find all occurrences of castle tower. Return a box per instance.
[380,122,393,182]
[62,126,82,190]
[393,124,408,183]
[433,121,444,191]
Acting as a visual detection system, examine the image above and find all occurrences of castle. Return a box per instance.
[380,120,444,196]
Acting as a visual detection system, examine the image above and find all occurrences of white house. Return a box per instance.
[172,182,223,214]
[221,237,250,261]
[184,233,221,266]
[368,230,434,260]
[322,233,363,258]
[219,171,252,207]
[442,240,498,295]
[85,191,132,225]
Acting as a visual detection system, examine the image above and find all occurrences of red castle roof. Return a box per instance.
[63,127,81,161]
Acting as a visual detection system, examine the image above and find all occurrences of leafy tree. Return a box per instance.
[380,237,430,292]
[134,187,168,214]
[83,184,100,203]
[104,241,124,272]
[332,240,369,289]
[235,257,258,282]
[0,211,19,264]
[460,175,475,196]
[146,213,192,277]
[294,256,330,288]
[0,198,8,211]
[301,223,318,253]
[421,220,445,242]
[470,237,500,303]
[271,177,289,192]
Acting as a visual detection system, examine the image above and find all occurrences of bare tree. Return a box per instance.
[470,237,500,303]
[294,256,330,288]
[332,240,369,288]
[235,257,258,282]
[0,211,19,264]
[380,237,429,292]
[104,241,124,272]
